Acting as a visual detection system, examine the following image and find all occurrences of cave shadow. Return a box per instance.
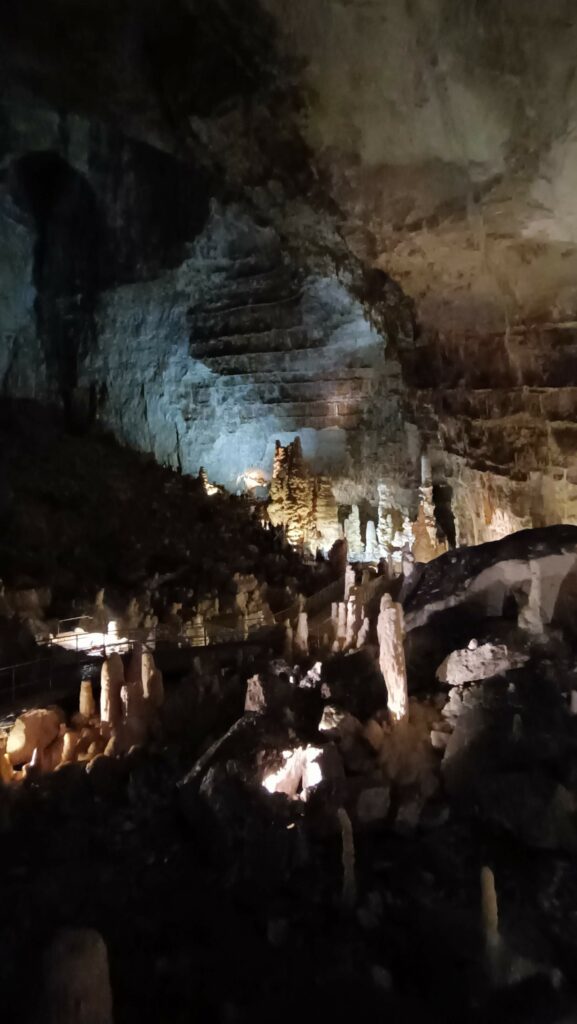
[10,151,102,426]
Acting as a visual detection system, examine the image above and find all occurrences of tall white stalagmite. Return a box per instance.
[344,564,355,601]
[344,595,357,648]
[364,520,379,562]
[344,506,363,562]
[100,653,124,726]
[337,601,347,644]
[377,594,408,720]
[79,680,96,720]
[356,617,370,649]
[283,620,294,662]
[294,611,309,656]
[518,559,544,634]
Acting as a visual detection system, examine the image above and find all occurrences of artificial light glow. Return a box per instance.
[388,697,408,722]
[237,468,269,492]
[44,622,131,654]
[261,749,303,796]
[261,744,325,798]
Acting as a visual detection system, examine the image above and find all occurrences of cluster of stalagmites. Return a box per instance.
[267,437,449,568]
[0,646,164,782]
[234,526,577,849]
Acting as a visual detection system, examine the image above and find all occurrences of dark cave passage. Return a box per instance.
[12,151,101,415]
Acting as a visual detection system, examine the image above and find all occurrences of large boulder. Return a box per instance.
[404,526,577,633]
[436,639,529,687]
[6,708,62,766]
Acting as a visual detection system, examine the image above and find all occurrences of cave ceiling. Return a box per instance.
[7,0,577,334]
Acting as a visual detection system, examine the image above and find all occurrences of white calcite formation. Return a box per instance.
[355,616,370,650]
[79,680,96,721]
[344,564,356,601]
[294,610,309,656]
[364,520,380,563]
[99,653,124,727]
[344,505,363,562]
[436,640,530,687]
[377,594,408,721]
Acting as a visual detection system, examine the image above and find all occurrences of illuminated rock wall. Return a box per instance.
[6,1,577,552]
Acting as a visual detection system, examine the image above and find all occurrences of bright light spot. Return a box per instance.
[388,697,408,722]
[261,744,325,798]
[45,621,131,654]
[237,468,269,493]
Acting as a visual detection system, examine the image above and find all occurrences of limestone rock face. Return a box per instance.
[6,708,61,766]
[5,1,577,543]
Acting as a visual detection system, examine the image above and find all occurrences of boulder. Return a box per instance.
[356,785,390,826]
[436,640,529,687]
[6,708,62,766]
[404,526,577,633]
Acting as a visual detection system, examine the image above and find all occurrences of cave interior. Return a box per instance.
[3,3,577,1023]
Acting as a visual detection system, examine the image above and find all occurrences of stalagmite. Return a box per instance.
[355,616,370,649]
[268,438,314,549]
[100,653,124,727]
[330,601,338,634]
[41,927,113,1024]
[518,559,544,634]
[79,680,96,721]
[125,643,143,686]
[144,668,164,708]
[141,649,156,694]
[344,506,362,561]
[480,865,502,980]
[344,594,357,648]
[377,594,408,721]
[294,611,309,656]
[401,546,415,579]
[336,601,347,645]
[344,564,356,601]
[283,620,293,662]
[364,520,379,562]
[337,807,356,910]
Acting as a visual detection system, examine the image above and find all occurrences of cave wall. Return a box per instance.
[3,0,577,550]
